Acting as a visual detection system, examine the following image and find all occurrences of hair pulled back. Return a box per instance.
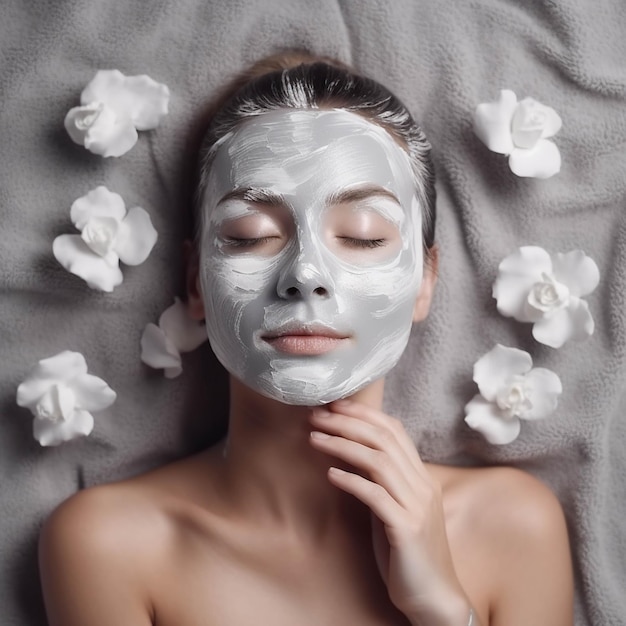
[194,51,436,258]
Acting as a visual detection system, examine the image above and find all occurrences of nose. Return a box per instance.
[276,241,335,301]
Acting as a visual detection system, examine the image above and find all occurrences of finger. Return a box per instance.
[329,400,430,479]
[310,430,417,509]
[309,409,421,487]
[311,409,400,452]
[326,466,410,533]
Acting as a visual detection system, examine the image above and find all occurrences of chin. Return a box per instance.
[253,373,374,406]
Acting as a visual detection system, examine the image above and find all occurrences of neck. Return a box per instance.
[213,377,386,545]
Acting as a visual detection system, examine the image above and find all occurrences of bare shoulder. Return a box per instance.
[439,464,572,567]
[41,450,213,562]
[435,464,574,626]
[40,481,165,625]
[41,478,170,558]
[449,465,568,534]
[39,454,212,626]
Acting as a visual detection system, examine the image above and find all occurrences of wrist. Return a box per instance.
[406,590,473,626]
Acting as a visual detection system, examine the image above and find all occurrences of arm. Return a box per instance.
[308,400,574,626]
[39,487,156,626]
[308,399,476,626]
[488,469,574,626]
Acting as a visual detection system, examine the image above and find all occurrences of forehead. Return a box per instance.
[207,109,417,206]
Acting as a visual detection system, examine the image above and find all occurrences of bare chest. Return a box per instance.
[152,524,413,626]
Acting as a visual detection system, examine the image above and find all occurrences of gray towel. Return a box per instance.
[2,1,624,624]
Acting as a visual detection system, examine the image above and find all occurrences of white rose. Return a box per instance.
[494,375,532,419]
[80,216,120,259]
[64,101,138,158]
[526,273,570,315]
[64,70,170,158]
[16,351,116,446]
[53,186,158,291]
[140,297,208,378]
[493,246,599,348]
[511,98,553,150]
[465,345,562,445]
[473,90,562,178]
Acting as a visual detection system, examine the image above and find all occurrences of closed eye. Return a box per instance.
[338,237,386,249]
[222,236,280,248]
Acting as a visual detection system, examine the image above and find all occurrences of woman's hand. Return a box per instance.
[308,399,472,626]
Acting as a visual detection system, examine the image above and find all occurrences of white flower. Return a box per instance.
[53,186,158,292]
[16,351,116,446]
[64,69,170,157]
[473,90,562,179]
[464,344,562,445]
[493,246,600,348]
[140,298,207,378]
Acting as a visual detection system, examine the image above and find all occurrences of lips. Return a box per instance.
[262,323,350,355]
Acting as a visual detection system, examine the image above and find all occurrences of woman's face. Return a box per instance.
[198,108,425,405]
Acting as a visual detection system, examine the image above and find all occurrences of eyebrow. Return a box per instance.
[327,185,401,206]
[218,185,400,208]
[217,188,286,207]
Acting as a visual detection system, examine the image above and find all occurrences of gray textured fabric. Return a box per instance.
[2,1,625,624]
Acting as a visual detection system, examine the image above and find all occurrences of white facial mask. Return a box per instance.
[199,109,424,405]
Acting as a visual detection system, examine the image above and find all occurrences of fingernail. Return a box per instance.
[310,430,331,440]
[329,467,346,476]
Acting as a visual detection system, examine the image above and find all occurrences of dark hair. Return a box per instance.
[194,51,436,261]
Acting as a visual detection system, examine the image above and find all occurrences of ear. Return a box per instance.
[184,240,206,321]
[412,246,439,323]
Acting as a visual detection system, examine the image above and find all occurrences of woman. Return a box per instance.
[39,52,574,626]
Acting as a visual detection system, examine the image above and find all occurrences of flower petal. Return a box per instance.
[71,374,117,412]
[36,351,88,379]
[473,344,533,402]
[521,368,562,420]
[534,101,562,139]
[473,89,517,155]
[33,409,94,447]
[53,234,123,292]
[511,97,562,148]
[159,298,208,353]
[116,74,170,131]
[81,69,127,105]
[511,100,543,149]
[164,365,183,379]
[508,139,561,179]
[16,379,52,411]
[464,394,522,445]
[16,351,89,409]
[551,250,600,297]
[570,298,595,339]
[115,206,158,266]
[83,112,138,158]
[64,102,115,146]
[493,246,553,322]
[532,298,594,348]
[531,308,572,348]
[70,186,127,229]
[140,323,182,370]
[81,70,170,131]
